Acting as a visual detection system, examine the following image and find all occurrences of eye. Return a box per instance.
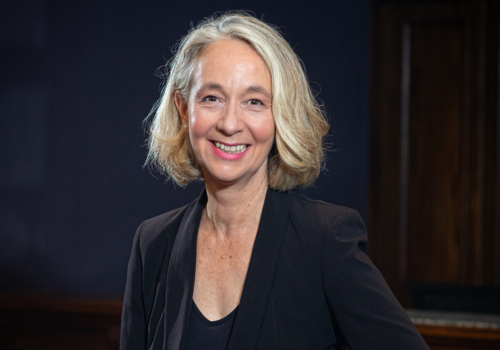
[203,96,219,103]
[247,99,263,106]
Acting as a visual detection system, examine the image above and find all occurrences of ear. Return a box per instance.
[174,91,189,127]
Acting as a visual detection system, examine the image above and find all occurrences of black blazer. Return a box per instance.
[120,188,429,350]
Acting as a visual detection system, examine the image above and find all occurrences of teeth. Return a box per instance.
[214,142,247,154]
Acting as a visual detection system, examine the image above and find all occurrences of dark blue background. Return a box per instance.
[0,0,371,296]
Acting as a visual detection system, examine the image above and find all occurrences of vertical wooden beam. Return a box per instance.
[370,0,499,306]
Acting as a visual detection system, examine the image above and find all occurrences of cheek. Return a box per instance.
[188,109,212,140]
[251,115,276,145]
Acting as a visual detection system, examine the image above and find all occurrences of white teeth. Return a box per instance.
[213,142,247,154]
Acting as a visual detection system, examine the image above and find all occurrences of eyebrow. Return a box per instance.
[199,83,224,92]
[246,85,272,100]
[198,83,272,100]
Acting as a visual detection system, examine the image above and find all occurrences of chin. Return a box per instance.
[209,173,245,185]
[204,167,258,187]
[201,161,267,187]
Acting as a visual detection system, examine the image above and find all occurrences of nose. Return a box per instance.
[216,100,244,136]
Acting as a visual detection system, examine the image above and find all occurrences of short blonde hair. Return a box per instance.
[145,11,329,191]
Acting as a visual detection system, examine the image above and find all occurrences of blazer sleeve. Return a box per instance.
[322,209,430,350]
[120,223,147,350]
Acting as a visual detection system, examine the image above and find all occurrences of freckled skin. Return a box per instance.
[194,214,259,320]
[176,40,274,322]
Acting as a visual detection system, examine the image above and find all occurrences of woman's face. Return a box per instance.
[176,39,275,187]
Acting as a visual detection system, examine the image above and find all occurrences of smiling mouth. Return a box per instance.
[212,141,248,154]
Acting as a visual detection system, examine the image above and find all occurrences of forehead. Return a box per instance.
[190,39,272,90]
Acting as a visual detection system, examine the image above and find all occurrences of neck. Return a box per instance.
[203,171,269,239]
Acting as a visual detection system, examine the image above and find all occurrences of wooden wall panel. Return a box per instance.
[0,295,122,350]
[484,0,500,287]
[406,21,466,284]
[370,0,500,306]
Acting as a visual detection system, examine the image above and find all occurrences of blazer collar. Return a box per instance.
[163,187,293,350]
[164,189,205,350]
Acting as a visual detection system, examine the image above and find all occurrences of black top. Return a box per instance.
[184,303,238,350]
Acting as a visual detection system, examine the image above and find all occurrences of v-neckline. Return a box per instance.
[192,301,239,326]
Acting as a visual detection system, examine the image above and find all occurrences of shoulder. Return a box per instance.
[288,190,365,236]
[289,190,358,215]
[134,201,192,256]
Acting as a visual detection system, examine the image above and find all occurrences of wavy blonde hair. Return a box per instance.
[145,11,329,191]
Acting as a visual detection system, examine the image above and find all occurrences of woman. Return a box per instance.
[121,12,429,350]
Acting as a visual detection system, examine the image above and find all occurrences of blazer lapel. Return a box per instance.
[226,189,292,350]
[163,190,206,350]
